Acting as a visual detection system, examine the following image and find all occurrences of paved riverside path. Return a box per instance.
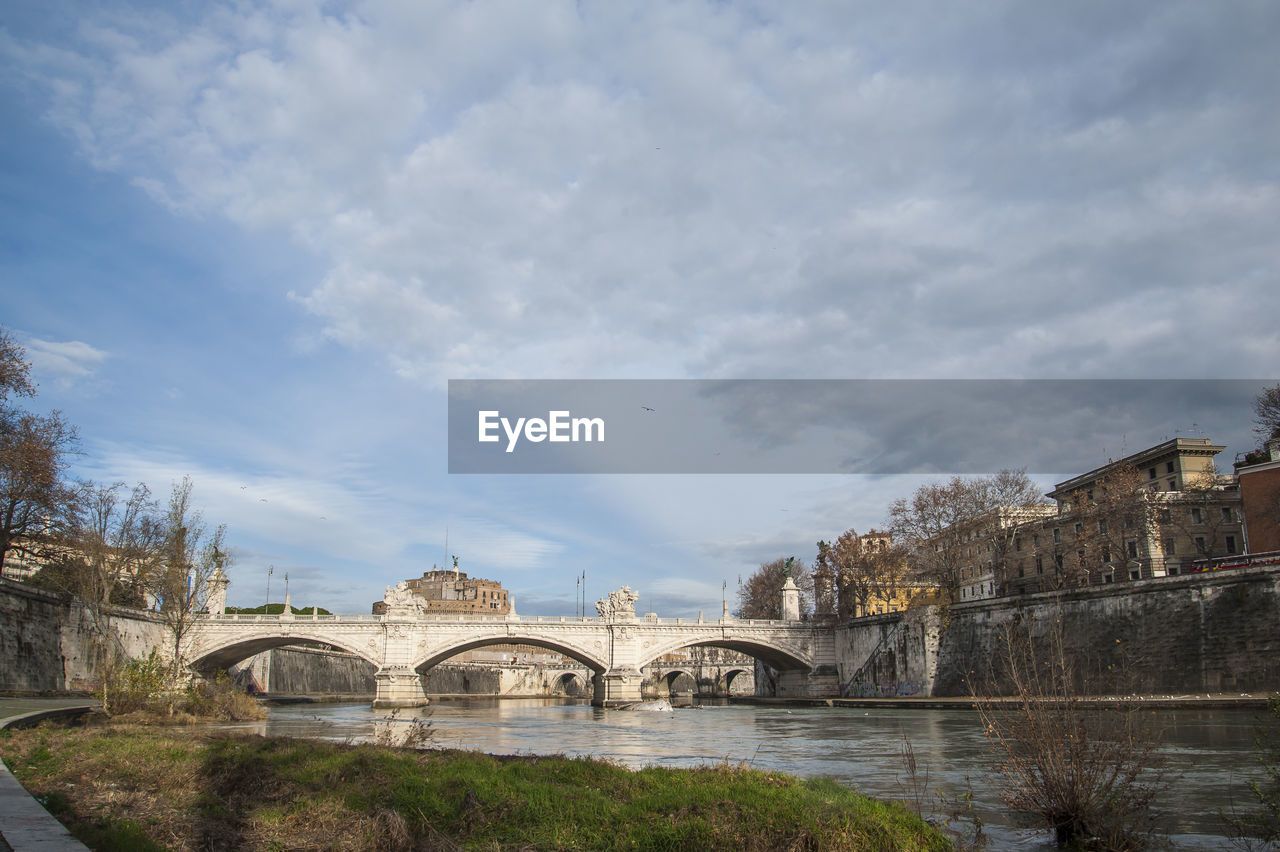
[0,698,96,852]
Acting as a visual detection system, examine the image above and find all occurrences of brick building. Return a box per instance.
[372,569,511,615]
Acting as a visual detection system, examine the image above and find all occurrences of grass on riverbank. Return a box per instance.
[0,722,949,851]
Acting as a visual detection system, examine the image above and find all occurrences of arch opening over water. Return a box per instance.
[415,635,607,675]
[188,635,379,675]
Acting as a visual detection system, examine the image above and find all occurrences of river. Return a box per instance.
[208,699,1269,849]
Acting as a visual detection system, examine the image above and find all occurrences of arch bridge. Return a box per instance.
[184,610,837,707]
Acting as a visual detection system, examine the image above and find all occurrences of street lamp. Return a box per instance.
[266,564,274,612]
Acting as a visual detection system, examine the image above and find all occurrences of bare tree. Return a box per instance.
[888,470,1047,604]
[1255,383,1280,444]
[1166,466,1241,565]
[735,557,813,620]
[0,408,79,576]
[816,528,910,618]
[1062,464,1156,587]
[0,328,37,402]
[0,328,80,576]
[148,476,230,680]
[972,612,1166,849]
[31,481,161,652]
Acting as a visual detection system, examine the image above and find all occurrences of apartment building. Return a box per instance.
[954,505,1057,602]
[1002,438,1244,596]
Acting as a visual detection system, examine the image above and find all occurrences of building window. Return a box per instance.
[1164,538,1177,556]
[1055,554,1064,571]
[1018,562,1025,578]
[1158,509,1172,524]
[1191,507,1203,525]
[1226,535,1237,554]
[1221,507,1233,523]
[1053,528,1061,544]
[1195,536,1207,554]
[1166,461,1175,474]
[1127,540,1138,558]
[1104,573,1115,584]
[1130,569,1141,581]
[1035,556,1044,574]
[1015,537,1022,552]
[1074,522,1083,533]
[1168,564,1180,576]
[1167,479,1177,491]
[1098,518,1108,534]
[1148,467,1158,480]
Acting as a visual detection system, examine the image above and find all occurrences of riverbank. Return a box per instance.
[0,721,950,851]
[731,693,1275,710]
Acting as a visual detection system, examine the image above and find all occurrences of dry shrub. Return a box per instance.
[972,611,1166,850]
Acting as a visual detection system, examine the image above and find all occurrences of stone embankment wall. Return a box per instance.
[0,579,169,694]
[231,645,377,695]
[833,607,942,698]
[931,564,1280,696]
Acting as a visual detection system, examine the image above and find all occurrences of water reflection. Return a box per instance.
[231,699,1267,849]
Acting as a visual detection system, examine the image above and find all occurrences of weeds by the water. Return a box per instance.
[95,650,264,723]
[1223,694,1280,850]
[0,722,949,851]
[896,733,987,851]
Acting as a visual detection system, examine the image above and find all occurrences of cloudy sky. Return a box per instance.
[2,1,1276,616]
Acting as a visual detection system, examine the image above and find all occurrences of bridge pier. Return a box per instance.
[592,668,645,707]
[372,666,429,708]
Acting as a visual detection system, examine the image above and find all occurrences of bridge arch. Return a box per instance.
[662,669,698,695]
[637,637,811,673]
[185,632,380,675]
[413,632,609,675]
[720,667,753,694]
[554,672,590,697]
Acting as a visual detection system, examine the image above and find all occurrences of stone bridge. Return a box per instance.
[184,609,837,707]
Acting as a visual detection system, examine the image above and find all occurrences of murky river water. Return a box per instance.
[209,699,1268,849]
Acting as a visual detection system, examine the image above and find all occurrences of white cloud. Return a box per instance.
[21,337,110,389]
[7,1,1276,388]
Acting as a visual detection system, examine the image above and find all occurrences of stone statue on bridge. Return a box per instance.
[382,581,427,616]
[595,586,639,620]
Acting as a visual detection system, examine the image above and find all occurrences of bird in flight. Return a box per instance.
[641,406,655,412]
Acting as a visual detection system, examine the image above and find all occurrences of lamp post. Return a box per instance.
[266,564,274,612]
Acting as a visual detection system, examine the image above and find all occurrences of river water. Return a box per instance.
[211,699,1268,849]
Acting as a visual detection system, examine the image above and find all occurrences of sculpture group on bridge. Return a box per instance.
[382,581,427,616]
[595,585,639,620]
